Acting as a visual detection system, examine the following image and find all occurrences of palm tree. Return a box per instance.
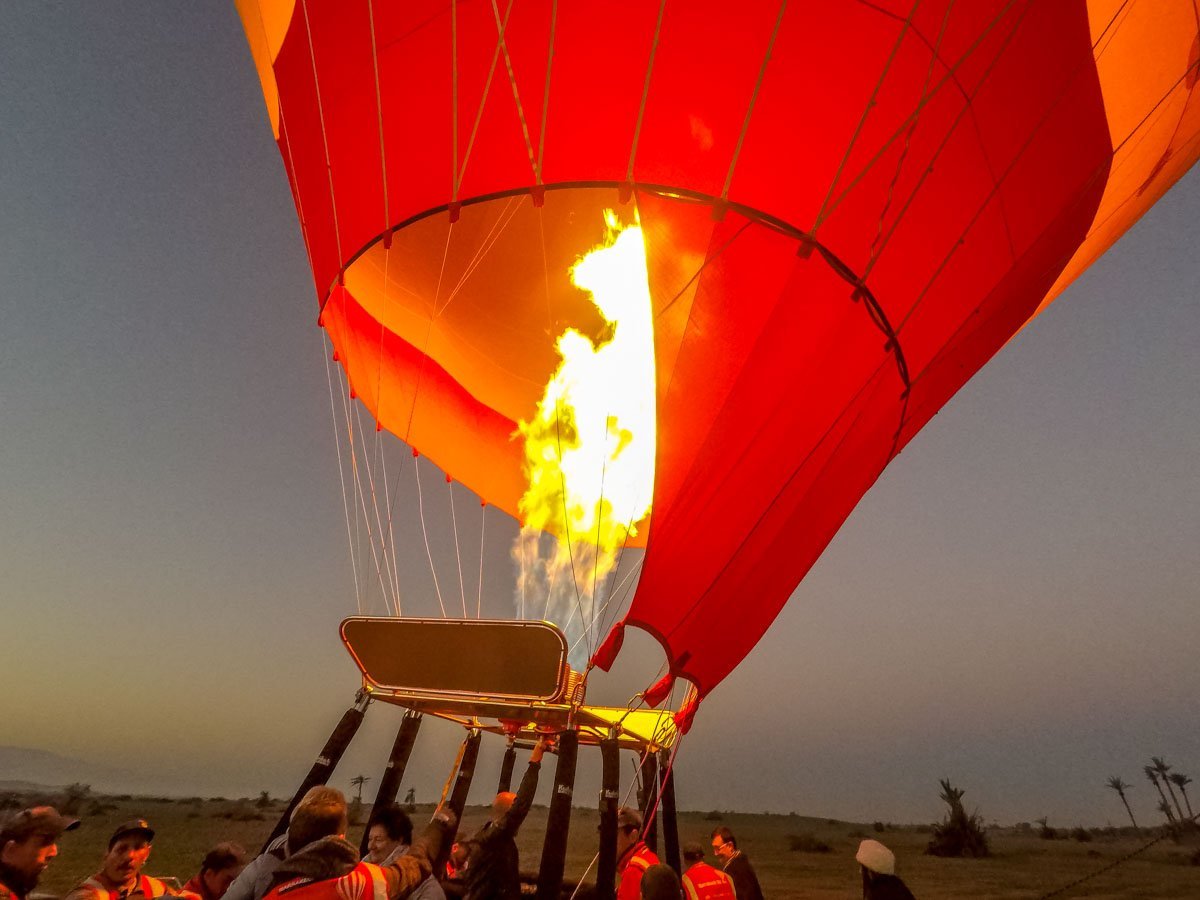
[1168,773,1195,820]
[350,774,371,804]
[1106,776,1138,829]
[1152,757,1186,821]
[1145,766,1177,824]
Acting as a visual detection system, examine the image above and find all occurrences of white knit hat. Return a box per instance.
[856,839,895,875]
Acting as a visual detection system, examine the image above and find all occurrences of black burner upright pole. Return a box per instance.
[595,737,621,900]
[638,751,659,855]
[535,731,579,900]
[264,691,370,851]
[658,749,680,874]
[359,711,423,855]
[434,729,481,878]
[497,741,517,793]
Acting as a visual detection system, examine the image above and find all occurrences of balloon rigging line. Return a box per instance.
[365,0,390,231]
[815,0,1022,233]
[323,333,364,615]
[377,249,404,605]
[625,0,667,184]
[414,455,449,617]
[298,0,345,270]
[457,0,514,192]
[440,196,522,315]
[448,480,468,617]
[535,0,558,180]
[477,502,486,618]
[571,547,643,659]
[344,381,398,613]
[550,398,590,646]
[357,401,401,610]
[864,0,952,277]
[720,0,787,202]
[488,0,539,184]
[893,48,1118,340]
[863,0,1031,280]
[809,0,920,237]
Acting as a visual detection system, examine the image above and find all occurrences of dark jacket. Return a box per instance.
[723,853,764,900]
[864,872,916,900]
[463,761,541,900]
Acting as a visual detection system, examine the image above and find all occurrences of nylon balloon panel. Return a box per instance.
[340,617,569,702]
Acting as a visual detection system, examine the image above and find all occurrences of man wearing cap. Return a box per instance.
[680,843,734,900]
[856,839,915,900]
[613,807,658,900]
[0,806,80,900]
[710,828,762,900]
[65,819,178,900]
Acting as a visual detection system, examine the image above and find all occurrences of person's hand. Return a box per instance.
[530,735,551,763]
[432,805,457,830]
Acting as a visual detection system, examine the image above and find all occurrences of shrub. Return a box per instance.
[1070,827,1092,842]
[1036,818,1058,840]
[872,821,886,833]
[787,832,832,853]
[926,779,990,858]
[59,784,91,816]
[703,810,723,822]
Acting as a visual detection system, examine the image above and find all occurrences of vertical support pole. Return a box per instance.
[497,742,517,793]
[535,731,579,900]
[434,729,481,878]
[658,749,680,874]
[264,691,370,851]
[595,736,621,900]
[359,711,423,855]
[638,751,659,854]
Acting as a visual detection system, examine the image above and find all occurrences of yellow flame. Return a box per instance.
[514,212,656,655]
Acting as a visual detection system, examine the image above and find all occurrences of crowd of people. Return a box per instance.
[1,744,914,900]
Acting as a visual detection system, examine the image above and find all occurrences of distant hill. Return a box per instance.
[0,746,137,793]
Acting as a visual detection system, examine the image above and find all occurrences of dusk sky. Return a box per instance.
[2,3,1198,832]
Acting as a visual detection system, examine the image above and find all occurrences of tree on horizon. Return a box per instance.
[1144,765,1176,824]
[1151,757,1186,822]
[350,775,371,804]
[1105,776,1138,830]
[1168,773,1194,821]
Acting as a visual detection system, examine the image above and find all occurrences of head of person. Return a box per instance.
[365,805,412,864]
[639,864,681,900]
[856,839,895,882]
[681,842,707,867]
[489,791,517,825]
[710,826,737,863]
[103,820,155,887]
[287,787,348,853]
[197,843,247,900]
[0,807,79,895]
[447,835,470,870]
[615,807,642,859]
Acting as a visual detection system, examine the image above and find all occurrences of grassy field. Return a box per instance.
[21,795,1200,900]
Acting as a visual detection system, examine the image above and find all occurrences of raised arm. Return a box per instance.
[380,810,456,900]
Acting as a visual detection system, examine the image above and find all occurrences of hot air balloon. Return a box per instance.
[234,0,1200,893]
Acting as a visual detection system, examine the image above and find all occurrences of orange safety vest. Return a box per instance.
[616,843,659,900]
[682,862,736,900]
[263,862,387,900]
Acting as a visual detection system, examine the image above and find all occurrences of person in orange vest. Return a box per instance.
[183,844,248,900]
[261,787,454,900]
[680,843,734,900]
[0,806,79,900]
[614,807,659,900]
[65,819,178,900]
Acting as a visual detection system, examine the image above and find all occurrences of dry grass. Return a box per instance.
[29,797,1200,900]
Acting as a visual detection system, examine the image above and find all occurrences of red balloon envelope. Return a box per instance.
[236,0,1200,700]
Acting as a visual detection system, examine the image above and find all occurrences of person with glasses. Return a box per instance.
[709,827,763,900]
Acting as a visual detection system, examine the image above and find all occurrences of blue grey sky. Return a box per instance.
[1,3,1196,829]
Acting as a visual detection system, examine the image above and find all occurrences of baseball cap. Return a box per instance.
[0,807,81,844]
[682,841,706,860]
[108,819,155,848]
